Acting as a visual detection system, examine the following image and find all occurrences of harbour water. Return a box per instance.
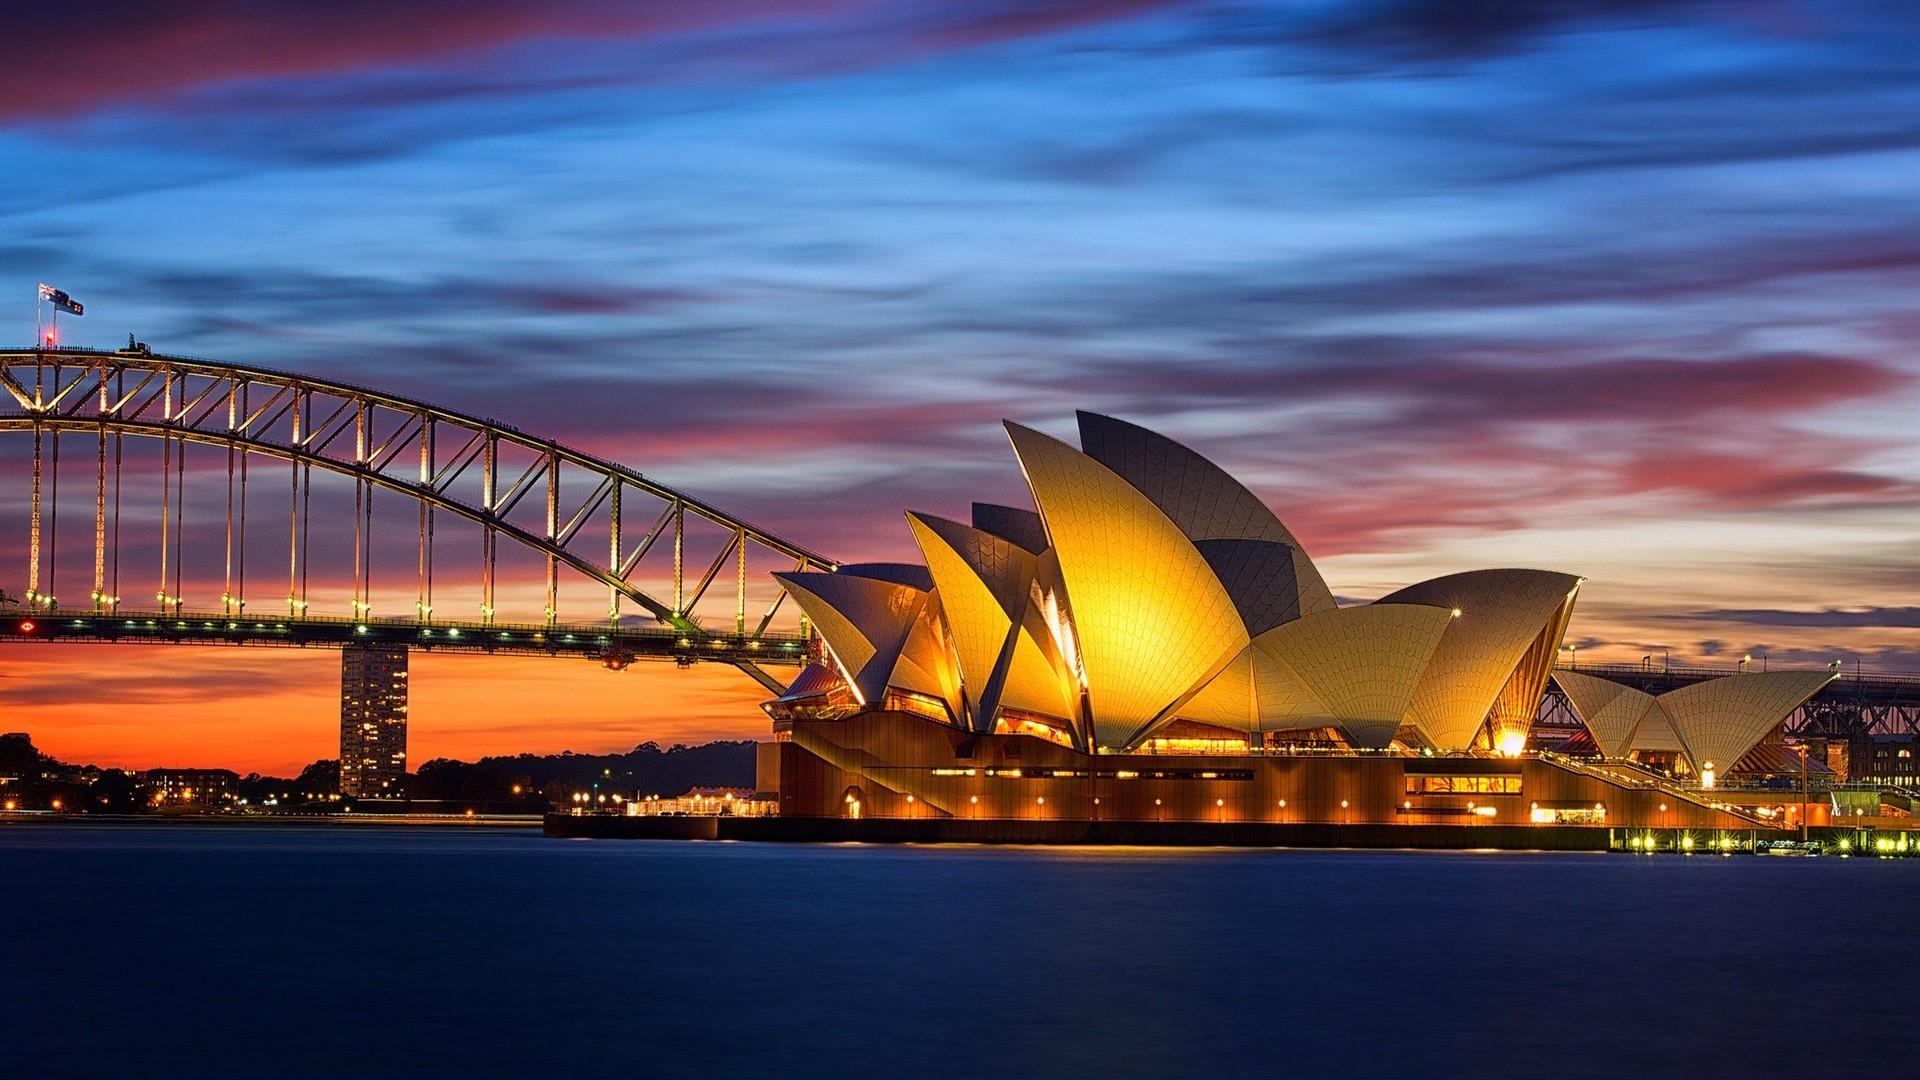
[7,824,1916,1077]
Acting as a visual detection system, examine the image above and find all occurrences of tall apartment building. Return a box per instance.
[340,645,409,797]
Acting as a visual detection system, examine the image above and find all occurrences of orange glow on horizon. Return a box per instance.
[1,644,774,775]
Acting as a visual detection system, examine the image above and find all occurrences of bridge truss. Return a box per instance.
[1,346,833,690]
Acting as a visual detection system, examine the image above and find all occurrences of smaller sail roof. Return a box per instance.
[1377,569,1582,751]
[773,570,927,706]
[1552,670,1657,759]
[1658,670,1836,773]
[1554,669,1838,773]
[1252,603,1455,748]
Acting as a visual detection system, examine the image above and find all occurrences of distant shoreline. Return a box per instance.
[0,813,544,828]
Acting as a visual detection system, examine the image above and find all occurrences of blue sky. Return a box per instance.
[3,0,1917,768]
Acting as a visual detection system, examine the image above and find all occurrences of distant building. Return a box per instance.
[1853,734,1920,789]
[146,768,239,807]
[626,789,771,817]
[340,645,408,797]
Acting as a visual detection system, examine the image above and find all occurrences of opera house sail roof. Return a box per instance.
[771,411,1591,757]
[1552,668,1836,781]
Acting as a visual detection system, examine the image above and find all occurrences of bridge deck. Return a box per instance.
[0,610,812,667]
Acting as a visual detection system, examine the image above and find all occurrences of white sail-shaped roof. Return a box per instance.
[970,502,1049,555]
[1552,670,1657,759]
[1075,412,1336,620]
[1631,703,1688,753]
[1007,421,1248,749]
[891,599,962,718]
[773,570,927,706]
[1658,670,1835,774]
[1193,537,1305,637]
[1251,646,1327,731]
[1376,569,1582,751]
[1177,647,1257,729]
[907,512,1063,731]
[1252,603,1455,748]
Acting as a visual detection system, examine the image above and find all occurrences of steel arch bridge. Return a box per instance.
[0,345,834,692]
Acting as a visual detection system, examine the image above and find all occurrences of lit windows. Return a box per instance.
[1405,774,1522,795]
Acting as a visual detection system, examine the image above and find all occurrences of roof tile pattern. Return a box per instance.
[1250,647,1326,731]
[1552,670,1658,759]
[970,502,1049,555]
[773,571,927,705]
[1194,538,1302,637]
[1075,412,1336,618]
[1007,422,1249,749]
[1178,647,1256,729]
[998,627,1076,722]
[1252,604,1455,748]
[1657,670,1836,773]
[1376,569,1582,750]
[1631,704,1688,752]
[835,562,935,591]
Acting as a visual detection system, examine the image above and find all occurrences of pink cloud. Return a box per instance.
[0,0,1189,122]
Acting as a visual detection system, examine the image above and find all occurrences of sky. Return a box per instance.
[2,0,1916,774]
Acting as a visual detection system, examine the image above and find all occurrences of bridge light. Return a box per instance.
[18,620,36,633]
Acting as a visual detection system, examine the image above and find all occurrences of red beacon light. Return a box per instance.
[18,620,36,634]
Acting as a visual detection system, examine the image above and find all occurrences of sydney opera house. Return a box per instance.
[757,413,1835,839]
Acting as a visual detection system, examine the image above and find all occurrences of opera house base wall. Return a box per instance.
[766,710,1769,833]
[547,709,1816,848]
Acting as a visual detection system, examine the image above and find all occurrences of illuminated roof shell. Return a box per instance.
[1376,569,1582,751]
[1076,411,1336,620]
[1252,603,1455,748]
[1007,422,1249,749]
[1551,670,1657,759]
[774,570,928,707]
[1658,670,1836,774]
[907,512,1069,731]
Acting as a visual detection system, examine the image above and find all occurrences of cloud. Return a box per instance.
[1299,0,1714,58]
[1665,607,1920,629]
[998,348,1916,551]
[0,0,1194,125]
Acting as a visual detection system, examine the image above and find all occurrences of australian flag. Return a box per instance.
[39,284,83,316]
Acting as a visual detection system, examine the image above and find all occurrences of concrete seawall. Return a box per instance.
[546,813,1623,850]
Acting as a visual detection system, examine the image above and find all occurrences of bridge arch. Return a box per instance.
[1,347,834,657]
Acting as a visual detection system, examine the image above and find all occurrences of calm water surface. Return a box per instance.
[6,824,1916,1078]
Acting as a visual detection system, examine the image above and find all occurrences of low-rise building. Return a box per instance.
[145,768,240,807]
